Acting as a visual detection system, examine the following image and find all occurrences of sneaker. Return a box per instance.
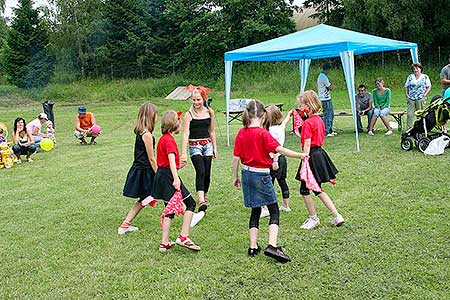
[331,213,345,227]
[368,130,374,136]
[260,207,270,218]
[16,159,22,164]
[331,132,338,136]
[385,130,393,136]
[326,133,335,137]
[176,235,201,251]
[248,245,261,257]
[190,211,205,228]
[26,157,33,162]
[118,225,139,235]
[300,217,320,230]
[263,245,291,263]
[198,200,209,212]
[279,206,291,212]
[159,242,176,252]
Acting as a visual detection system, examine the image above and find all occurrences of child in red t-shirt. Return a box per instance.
[295,90,344,230]
[233,100,305,263]
[152,110,200,252]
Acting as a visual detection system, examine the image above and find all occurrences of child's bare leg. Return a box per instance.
[317,192,338,215]
[302,195,317,216]
[268,224,279,247]
[124,203,143,224]
[282,198,290,208]
[249,228,259,248]
[197,191,205,204]
[161,217,173,244]
[180,210,193,236]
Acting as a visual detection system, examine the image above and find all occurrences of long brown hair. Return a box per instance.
[134,103,157,135]
[242,100,266,128]
[264,105,283,129]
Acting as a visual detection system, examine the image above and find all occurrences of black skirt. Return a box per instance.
[151,167,191,202]
[123,166,155,201]
[295,146,338,183]
[270,154,287,180]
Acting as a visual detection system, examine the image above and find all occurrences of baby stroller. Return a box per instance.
[401,95,450,152]
[0,122,15,169]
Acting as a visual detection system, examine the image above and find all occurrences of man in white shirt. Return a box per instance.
[317,63,336,136]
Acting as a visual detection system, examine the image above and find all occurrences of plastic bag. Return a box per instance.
[424,136,450,155]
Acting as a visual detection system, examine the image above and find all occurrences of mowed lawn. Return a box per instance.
[1,98,449,300]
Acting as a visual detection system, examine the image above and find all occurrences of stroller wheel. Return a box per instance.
[417,137,431,153]
[401,137,414,151]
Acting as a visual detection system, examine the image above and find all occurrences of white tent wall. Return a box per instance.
[225,61,233,146]
[339,50,360,151]
[299,59,311,94]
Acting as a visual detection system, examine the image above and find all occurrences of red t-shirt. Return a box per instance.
[301,115,325,148]
[233,127,280,168]
[157,133,180,169]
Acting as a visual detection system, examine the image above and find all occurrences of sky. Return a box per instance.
[4,0,305,18]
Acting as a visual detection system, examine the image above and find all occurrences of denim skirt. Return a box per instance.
[242,169,277,208]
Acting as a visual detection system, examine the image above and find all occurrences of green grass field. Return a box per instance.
[2,89,449,299]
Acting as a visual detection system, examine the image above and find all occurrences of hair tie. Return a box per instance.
[186,84,211,101]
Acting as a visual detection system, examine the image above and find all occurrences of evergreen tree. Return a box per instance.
[3,0,54,88]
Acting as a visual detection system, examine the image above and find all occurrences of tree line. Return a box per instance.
[0,0,449,89]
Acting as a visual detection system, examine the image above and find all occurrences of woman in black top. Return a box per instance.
[181,85,217,227]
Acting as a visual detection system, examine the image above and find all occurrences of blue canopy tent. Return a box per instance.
[224,24,419,150]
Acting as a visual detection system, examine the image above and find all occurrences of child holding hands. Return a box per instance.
[295,91,344,230]
[152,110,200,251]
[233,100,305,263]
[118,103,158,235]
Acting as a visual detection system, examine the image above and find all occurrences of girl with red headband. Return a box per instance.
[181,85,217,227]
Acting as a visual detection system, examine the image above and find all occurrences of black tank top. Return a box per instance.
[133,133,155,169]
[189,111,211,139]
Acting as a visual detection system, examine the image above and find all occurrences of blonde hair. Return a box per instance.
[161,110,179,134]
[264,105,283,129]
[134,103,157,135]
[190,89,213,115]
[297,90,322,115]
[242,100,266,128]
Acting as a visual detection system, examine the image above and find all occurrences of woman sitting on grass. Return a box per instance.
[12,118,36,163]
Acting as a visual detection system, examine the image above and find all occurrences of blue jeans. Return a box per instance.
[356,108,374,131]
[321,99,334,135]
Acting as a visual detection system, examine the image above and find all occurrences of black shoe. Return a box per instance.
[263,245,291,263]
[248,245,261,257]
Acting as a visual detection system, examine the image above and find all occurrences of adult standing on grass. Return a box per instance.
[12,118,36,163]
[440,54,450,95]
[26,113,49,146]
[118,103,158,235]
[317,63,337,137]
[368,78,393,136]
[404,63,432,129]
[355,84,374,133]
[74,106,99,145]
[181,85,217,228]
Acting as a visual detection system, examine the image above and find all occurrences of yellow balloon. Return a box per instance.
[40,138,54,152]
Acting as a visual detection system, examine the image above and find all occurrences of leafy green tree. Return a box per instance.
[302,0,344,26]
[3,0,54,88]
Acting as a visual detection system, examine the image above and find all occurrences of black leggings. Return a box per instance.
[165,195,196,219]
[249,203,279,229]
[190,155,212,193]
[300,181,322,196]
[272,177,290,199]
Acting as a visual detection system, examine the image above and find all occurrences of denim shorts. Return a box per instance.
[189,142,214,157]
[241,169,277,208]
[373,108,390,117]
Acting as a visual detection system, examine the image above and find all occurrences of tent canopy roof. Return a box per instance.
[225,24,417,62]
